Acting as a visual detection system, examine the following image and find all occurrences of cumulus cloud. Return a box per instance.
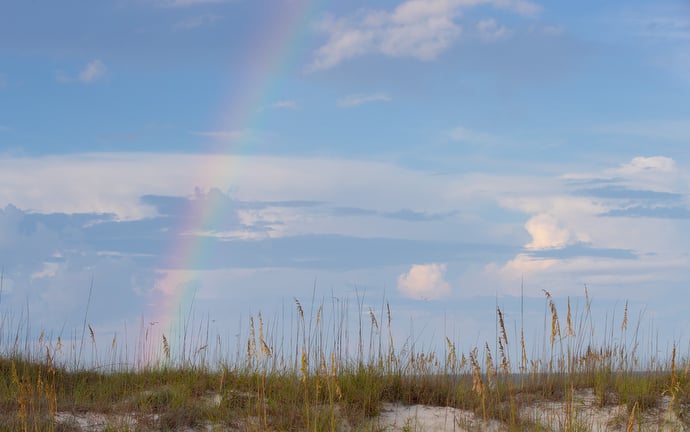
[397,263,451,300]
[79,60,108,83]
[480,154,690,300]
[524,213,574,249]
[309,0,540,70]
[337,92,391,107]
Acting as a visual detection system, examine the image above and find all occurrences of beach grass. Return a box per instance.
[0,288,688,431]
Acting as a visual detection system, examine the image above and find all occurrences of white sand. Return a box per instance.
[372,389,687,432]
[370,403,504,431]
[51,388,689,431]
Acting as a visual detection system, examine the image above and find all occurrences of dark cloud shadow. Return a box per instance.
[601,206,690,219]
[525,242,637,260]
[574,185,682,201]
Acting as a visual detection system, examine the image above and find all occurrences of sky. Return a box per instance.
[1,0,690,364]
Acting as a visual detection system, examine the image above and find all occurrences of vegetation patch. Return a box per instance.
[1,290,688,431]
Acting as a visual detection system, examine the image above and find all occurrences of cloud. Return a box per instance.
[602,206,690,219]
[574,185,681,202]
[309,0,540,70]
[0,153,483,238]
[476,18,511,42]
[2,152,689,350]
[478,154,690,300]
[621,156,676,173]
[337,92,391,107]
[382,209,454,221]
[56,60,108,84]
[0,73,7,88]
[79,60,108,83]
[524,213,574,250]
[525,243,637,260]
[397,263,451,300]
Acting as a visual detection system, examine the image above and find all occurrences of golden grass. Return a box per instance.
[0,288,688,431]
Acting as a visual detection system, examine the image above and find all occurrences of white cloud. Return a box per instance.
[524,213,574,249]
[309,0,540,70]
[1,152,687,262]
[477,154,690,300]
[79,60,108,83]
[619,156,676,174]
[476,18,511,41]
[2,152,690,348]
[397,263,451,300]
[31,262,60,280]
[0,153,455,222]
[338,92,391,107]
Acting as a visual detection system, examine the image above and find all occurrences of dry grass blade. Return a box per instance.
[470,348,484,397]
[566,297,575,337]
[548,297,560,344]
[162,334,170,360]
[497,307,508,346]
[446,336,457,367]
[369,309,378,330]
[295,298,304,319]
[627,401,638,432]
[622,301,628,331]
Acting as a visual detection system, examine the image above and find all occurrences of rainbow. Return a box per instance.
[152,0,330,336]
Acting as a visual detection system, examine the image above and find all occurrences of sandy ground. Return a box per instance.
[369,403,504,431]
[51,388,689,431]
[369,389,687,432]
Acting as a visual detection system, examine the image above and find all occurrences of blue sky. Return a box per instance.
[1,0,690,361]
